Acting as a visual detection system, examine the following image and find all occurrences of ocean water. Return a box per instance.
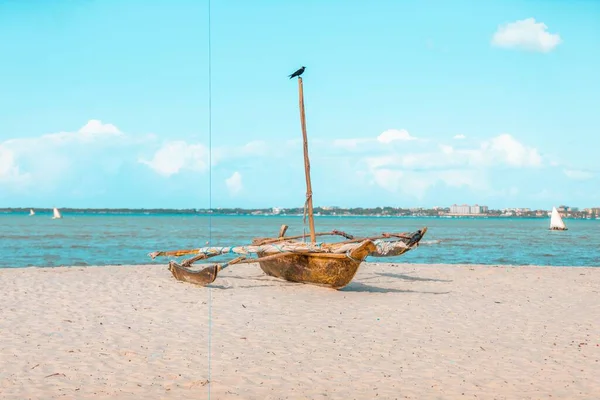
[0,213,598,268]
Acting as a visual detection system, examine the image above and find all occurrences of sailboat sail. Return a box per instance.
[29,209,35,216]
[550,207,567,230]
[52,208,62,219]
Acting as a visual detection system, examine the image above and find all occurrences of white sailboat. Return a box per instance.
[29,209,35,216]
[549,207,567,231]
[52,207,62,219]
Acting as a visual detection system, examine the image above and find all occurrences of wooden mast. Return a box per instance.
[297,76,316,243]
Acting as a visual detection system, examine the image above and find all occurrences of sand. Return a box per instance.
[0,262,599,400]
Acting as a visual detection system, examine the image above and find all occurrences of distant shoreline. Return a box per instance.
[1,208,598,220]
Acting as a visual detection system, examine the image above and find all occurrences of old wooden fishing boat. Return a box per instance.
[248,223,427,288]
[149,73,427,289]
[150,226,427,289]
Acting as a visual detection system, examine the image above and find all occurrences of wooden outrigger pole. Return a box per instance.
[298,77,316,243]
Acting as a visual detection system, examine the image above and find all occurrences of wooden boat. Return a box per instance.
[149,73,427,289]
[151,227,426,289]
[161,238,377,289]
[252,229,426,289]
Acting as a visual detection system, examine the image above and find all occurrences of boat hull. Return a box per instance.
[256,240,376,289]
[257,254,360,289]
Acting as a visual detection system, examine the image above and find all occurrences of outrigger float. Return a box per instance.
[149,74,427,290]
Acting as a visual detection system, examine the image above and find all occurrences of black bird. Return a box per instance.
[288,66,306,79]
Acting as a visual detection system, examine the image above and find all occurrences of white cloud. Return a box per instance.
[491,18,561,53]
[485,134,542,167]
[363,134,540,172]
[37,119,123,144]
[78,119,121,135]
[331,129,418,152]
[377,129,416,143]
[225,171,243,195]
[358,133,541,197]
[0,119,135,191]
[563,169,594,181]
[367,167,489,199]
[139,141,209,177]
[1,120,270,201]
[4,120,594,206]
[139,138,270,177]
[453,134,466,140]
[0,145,28,183]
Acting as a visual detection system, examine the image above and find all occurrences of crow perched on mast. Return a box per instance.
[288,66,305,79]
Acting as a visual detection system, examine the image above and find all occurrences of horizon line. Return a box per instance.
[1,205,596,212]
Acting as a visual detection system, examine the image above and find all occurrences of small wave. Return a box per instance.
[421,240,441,245]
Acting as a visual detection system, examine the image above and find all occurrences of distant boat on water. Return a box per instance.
[29,209,35,216]
[52,208,62,219]
[549,207,567,231]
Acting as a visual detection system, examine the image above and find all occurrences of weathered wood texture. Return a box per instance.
[298,77,316,243]
[256,240,377,289]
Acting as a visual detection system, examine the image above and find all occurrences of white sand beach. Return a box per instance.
[1,263,599,399]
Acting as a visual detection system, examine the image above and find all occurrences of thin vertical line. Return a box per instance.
[207,0,212,398]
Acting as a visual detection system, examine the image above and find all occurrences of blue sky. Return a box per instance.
[1,0,599,209]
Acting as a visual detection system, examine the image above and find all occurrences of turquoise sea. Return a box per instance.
[0,212,598,268]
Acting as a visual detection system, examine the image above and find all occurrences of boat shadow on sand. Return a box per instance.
[207,274,451,294]
[340,281,451,294]
[373,272,453,283]
[339,270,453,293]
[209,284,274,290]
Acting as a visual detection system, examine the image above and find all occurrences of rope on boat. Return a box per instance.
[302,191,312,227]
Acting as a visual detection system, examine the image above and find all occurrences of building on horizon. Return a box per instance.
[502,207,531,215]
[450,204,488,215]
[450,204,470,214]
